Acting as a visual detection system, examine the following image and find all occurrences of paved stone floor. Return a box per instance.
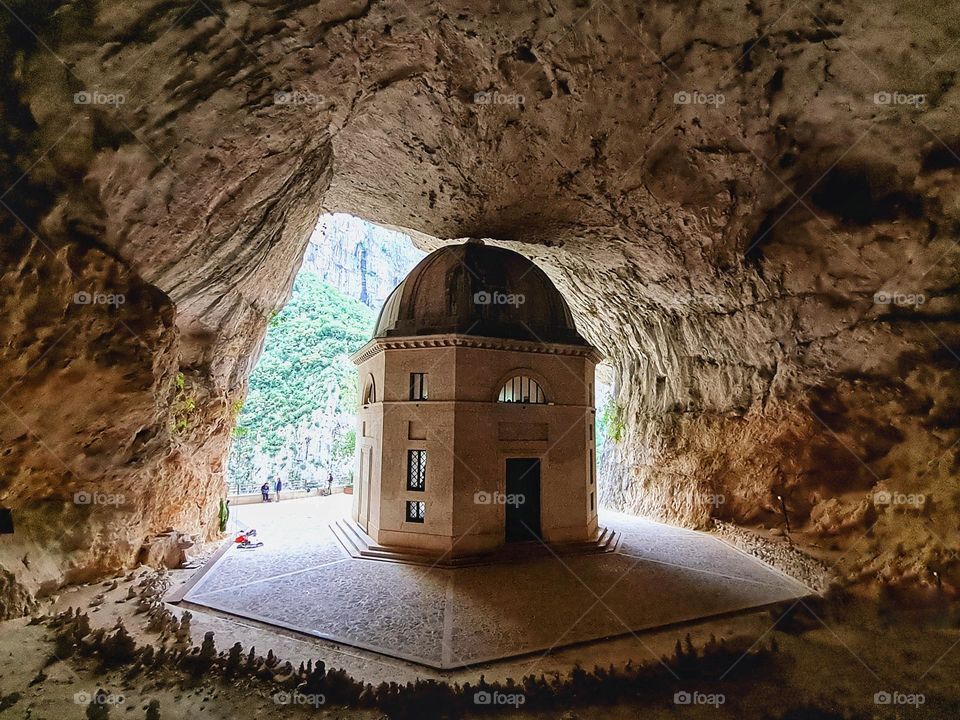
[181,495,811,669]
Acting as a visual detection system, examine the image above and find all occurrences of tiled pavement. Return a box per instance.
[180,495,810,669]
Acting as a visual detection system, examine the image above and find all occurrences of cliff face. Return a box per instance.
[0,0,959,614]
[301,213,424,309]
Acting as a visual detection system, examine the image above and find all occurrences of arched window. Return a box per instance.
[362,375,376,405]
[498,375,547,404]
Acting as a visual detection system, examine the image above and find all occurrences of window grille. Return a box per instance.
[407,449,427,490]
[405,500,425,523]
[497,375,546,404]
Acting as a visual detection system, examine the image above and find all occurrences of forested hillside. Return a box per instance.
[226,215,424,494]
[227,273,374,493]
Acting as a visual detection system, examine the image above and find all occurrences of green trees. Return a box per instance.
[227,273,374,493]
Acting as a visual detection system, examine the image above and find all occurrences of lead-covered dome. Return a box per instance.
[374,242,588,345]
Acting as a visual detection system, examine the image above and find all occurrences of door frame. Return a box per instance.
[356,443,373,532]
[503,454,543,542]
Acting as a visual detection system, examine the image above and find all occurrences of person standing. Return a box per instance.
[274,477,282,502]
[326,471,333,495]
[260,482,270,502]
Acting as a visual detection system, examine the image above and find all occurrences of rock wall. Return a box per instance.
[0,0,958,612]
[301,213,424,308]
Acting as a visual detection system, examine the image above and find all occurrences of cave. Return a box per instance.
[1,0,959,717]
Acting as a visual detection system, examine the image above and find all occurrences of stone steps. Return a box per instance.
[330,517,618,568]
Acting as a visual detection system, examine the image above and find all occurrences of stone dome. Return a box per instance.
[374,242,589,345]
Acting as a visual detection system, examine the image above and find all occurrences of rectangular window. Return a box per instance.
[409,373,428,400]
[589,450,595,484]
[407,449,427,490]
[590,492,595,512]
[405,500,425,523]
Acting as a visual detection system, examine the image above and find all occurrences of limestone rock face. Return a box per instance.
[137,531,195,570]
[300,213,424,309]
[0,0,958,610]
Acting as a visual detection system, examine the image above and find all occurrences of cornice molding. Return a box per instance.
[351,334,603,364]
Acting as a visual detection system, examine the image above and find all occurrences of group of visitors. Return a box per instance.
[259,479,281,502]
[259,472,335,502]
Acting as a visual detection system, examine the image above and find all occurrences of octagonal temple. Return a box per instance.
[342,240,611,562]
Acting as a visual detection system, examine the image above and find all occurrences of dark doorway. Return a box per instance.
[505,458,541,542]
[0,508,12,534]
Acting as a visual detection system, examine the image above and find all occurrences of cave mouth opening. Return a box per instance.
[224,213,617,519]
[225,213,425,504]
